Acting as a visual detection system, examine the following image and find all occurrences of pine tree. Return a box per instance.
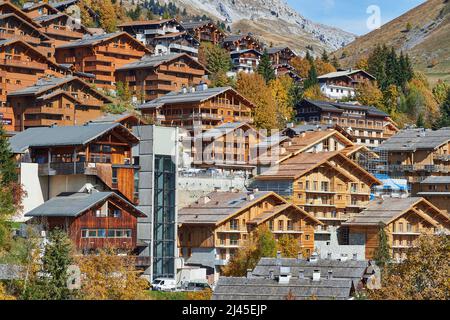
[331,55,340,69]
[373,223,391,269]
[321,49,329,63]
[303,62,318,90]
[435,89,450,128]
[416,112,426,128]
[257,50,275,84]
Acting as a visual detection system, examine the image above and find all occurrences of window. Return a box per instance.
[268,220,274,231]
[305,235,310,241]
[398,222,403,232]
[321,181,329,191]
[230,234,239,246]
[278,220,284,231]
[95,209,107,218]
[407,223,412,232]
[287,220,293,231]
[230,219,239,230]
[305,181,310,190]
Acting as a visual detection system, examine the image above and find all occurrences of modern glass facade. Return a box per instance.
[153,154,176,278]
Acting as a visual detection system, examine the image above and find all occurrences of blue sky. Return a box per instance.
[287,0,426,35]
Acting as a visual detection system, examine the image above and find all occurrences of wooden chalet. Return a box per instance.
[9,122,140,203]
[178,190,322,277]
[115,53,208,102]
[253,151,381,228]
[55,32,150,89]
[342,197,450,261]
[379,128,450,184]
[273,64,301,82]
[296,99,399,148]
[181,20,225,45]
[34,13,93,46]
[230,48,262,73]
[415,176,450,215]
[318,69,375,100]
[192,122,265,174]
[152,31,199,57]
[136,85,255,131]
[88,112,147,130]
[266,47,296,65]
[8,76,113,131]
[22,2,59,18]
[25,191,145,252]
[118,18,183,47]
[221,34,263,52]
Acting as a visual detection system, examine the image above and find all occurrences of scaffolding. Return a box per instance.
[357,146,389,176]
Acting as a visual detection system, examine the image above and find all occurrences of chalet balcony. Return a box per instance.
[0,30,40,44]
[84,64,113,73]
[38,161,86,176]
[164,65,204,76]
[143,29,166,35]
[0,59,47,70]
[97,45,143,57]
[42,27,84,39]
[168,43,198,54]
[84,55,113,63]
[433,154,450,162]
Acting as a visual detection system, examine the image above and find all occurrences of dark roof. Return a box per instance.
[212,277,354,300]
[342,197,435,226]
[301,99,389,117]
[379,128,450,151]
[421,176,450,184]
[178,191,275,225]
[181,20,214,30]
[117,53,205,71]
[25,191,145,218]
[230,48,262,56]
[33,13,64,23]
[137,86,255,110]
[318,69,375,80]
[202,122,255,140]
[8,122,138,154]
[253,257,369,281]
[117,18,179,28]
[56,31,145,49]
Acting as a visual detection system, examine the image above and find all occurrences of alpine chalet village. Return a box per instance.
[0,0,448,303]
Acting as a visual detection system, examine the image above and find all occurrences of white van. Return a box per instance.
[151,278,177,291]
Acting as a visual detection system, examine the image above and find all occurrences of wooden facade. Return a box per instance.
[29,193,145,252]
[8,76,113,131]
[137,86,255,131]
[343,198,450,260]
[230,49,261,73]
[296,99,399,148]
[255,152,381,229]
[222,34,263,52]
[181,21,225,45]
[178,191,322,265]
[54,32,150,89]
[115,53,207,102]
[267,47,296,65]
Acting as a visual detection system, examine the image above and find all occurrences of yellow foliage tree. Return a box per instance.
[314,58,336,76]
[355,81,385,110]
[76,249,149,300]
[269,76,295,127]
[0,283,15,300]
[277,235,301,258]
[290,56,311,78]
[356,57,369,71]
[303,84,327,101]
[369,235,449,300]
[236,73,278,130]
[97,0,118,33]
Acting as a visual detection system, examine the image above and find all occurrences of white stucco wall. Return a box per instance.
[17,163,45,222]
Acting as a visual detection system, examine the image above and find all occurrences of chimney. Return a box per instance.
[340,254,348,262]
[269,270,274,280]
[252,188,259,193]
[246,269,252,278]
[197,81,208,91]
[327,252,332,260]
[312,270,321,281]
[327,269,333,279]
[309,252,319,263]
[198,196,211,204]
[276,251,281,259]
[246,193,255,201]
[278,267,291,284]
[297,252,303,260]
[352,253,358,261]
[190,87,196,93]
[298,269,304,279]
[181,85,187,94]
[286,122,294,128]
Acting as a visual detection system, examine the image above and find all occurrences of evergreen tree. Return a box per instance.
[321,49,329,63]
[416,112,426,128]
[303,62,318,90]
[22,229,74,300]
[331,55,340,69]
[373,223,391,269]
[257,50,276,84]
[435,89,450,128]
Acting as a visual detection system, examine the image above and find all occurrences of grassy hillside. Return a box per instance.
[334,0,450,85]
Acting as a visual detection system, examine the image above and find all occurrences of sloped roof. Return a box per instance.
[56,31,148,51]
[89,112,145,125]
[8,122,138,153]
[25,191,145,218]
[318,69,375,80]
[212,277,353,300]
[137,86,255,110]
[202,122,258,140]
[253,257,369,281]
[379,128,450,151]
[342,197,443,226]
[421,176,450,184]
[117,53,206,71]
[230,48,262,56]
[178,191,278,225]
[247,203,322,225]
[181,20,215,30]
[7,76,112,103]
[300,99,389,117]
[266,47,295,55]
[118,18,178,28]
[33,13,64,23]
[0,13,49,39]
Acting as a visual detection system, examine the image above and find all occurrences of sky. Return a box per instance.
[287,0,426,35]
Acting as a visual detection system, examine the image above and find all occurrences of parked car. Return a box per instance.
[183,279,211,292]
[151,278,177,291]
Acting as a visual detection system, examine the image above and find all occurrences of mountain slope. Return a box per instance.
[334,0,450,84]
[156,0,355,52]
